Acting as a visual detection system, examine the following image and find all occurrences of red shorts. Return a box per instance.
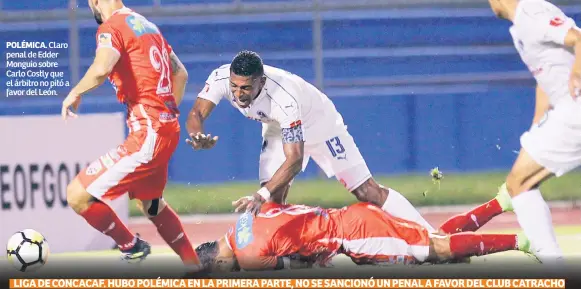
[77,107,179,201]
[340,202,431,265]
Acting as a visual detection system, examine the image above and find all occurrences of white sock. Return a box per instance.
[511,189,564,265]
[381,188,436,233]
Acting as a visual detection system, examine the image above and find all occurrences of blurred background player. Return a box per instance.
[439,61,555,239]
[486,0,581,265]
[193,202,532,272]
[185,50,436,233]
[61,0,200,271]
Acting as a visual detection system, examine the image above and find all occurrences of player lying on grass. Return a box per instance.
[193,201,531,272]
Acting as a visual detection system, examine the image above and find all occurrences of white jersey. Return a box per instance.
[509,0,578,106]
[197,64,347,144]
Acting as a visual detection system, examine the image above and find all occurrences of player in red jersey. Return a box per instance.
[61,0,200,271]
[193,202,532,272]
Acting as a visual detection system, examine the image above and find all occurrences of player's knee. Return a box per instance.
[138,198,167,218]
[505,173,524,197]
[350,178,387,207]
[66,178,92,214]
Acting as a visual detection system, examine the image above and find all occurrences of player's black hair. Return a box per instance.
[230,50,264,78]
[195,241,219,271]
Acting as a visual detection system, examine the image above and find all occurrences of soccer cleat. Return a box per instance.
[495,183,513,212]
[517,232,531,253]
[516,232,540,263]
[120,234,151,263]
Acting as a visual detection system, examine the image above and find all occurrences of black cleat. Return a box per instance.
[120,234,151,263]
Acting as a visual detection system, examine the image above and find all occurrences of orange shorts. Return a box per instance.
[77,121,179,201]
[340,202,431,265]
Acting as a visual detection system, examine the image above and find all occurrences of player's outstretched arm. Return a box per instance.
[263,135,304,200]
[185,98,219,150]
[168,51,188,106]
[565,27,581,98]
[62,47,120,119]
[71,47,120,97]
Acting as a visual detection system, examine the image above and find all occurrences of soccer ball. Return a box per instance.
[6,229,50,272]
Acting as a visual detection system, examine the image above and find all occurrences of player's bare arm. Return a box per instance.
[185,98,219,150]
[62,47,120,120]
[564,27,581,98]
[234,127,304,214]
[264,127,305,198]
[169,51,188,106]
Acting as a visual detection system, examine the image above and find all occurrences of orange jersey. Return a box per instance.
[225,202,344,270]
[225,202,431,270]
[96,7,179,131]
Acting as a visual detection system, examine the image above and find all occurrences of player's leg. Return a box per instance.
[66,176,137,252]
[438,183,513,234]
[504,148,560,264]
[428,232,530,263]
[136,197,201,268]
[312,132,436,233]
[504,102,581,265]
[67,142,152,261]
[132,124,203,270]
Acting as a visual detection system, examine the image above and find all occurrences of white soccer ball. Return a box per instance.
[6,229,50,272]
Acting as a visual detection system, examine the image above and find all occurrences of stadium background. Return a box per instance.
[1,0,581,258]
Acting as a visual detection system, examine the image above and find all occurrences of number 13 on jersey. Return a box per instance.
[326,136,346,159]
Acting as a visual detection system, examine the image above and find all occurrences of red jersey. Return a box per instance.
[225,202,344,270]
[96,7,179,132]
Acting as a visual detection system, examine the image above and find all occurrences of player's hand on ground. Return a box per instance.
[186,132,219,150]
[61,92,82,120]
[569,70,581,99]
[232,193,265,215]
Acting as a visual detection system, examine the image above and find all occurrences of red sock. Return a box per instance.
[150,205,200,265]
[439,199,503,234]
[449,232,517,259]
[80,201,135,250]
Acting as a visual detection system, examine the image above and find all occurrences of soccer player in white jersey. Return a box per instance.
[487,0,581,265]
[185,50,436,233]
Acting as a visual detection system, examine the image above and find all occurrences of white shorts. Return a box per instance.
[259,131,372,191]
[520,98,581,177]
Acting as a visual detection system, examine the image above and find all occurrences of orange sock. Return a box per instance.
[150,205,200,265]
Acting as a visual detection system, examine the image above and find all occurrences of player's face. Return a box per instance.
[88,0,104,25]
[211,256,237,272]
[229,73,266,108]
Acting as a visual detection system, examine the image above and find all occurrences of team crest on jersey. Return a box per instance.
[235,213,254,249]
[550,17,564,27]
[98,33,112,46]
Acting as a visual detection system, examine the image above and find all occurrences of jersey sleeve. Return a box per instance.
[196,69,228,105]
[519,2,576,45]
[270,83,304,144]
[96,23,124,55]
